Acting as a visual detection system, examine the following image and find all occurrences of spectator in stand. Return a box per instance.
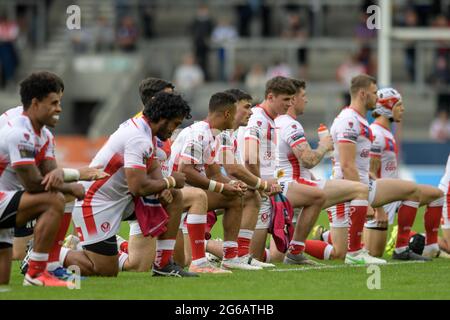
[138,0,156,39]
[266,59,292,79]
[281,11,309,78]
[430,109,450,142]
[191,4,214,81]
[173,53,204,101]
[212,17,238,81]
[402,8,419,81]
[93,16,115,52]
[117,16,138,52]
[0,14,20,88]
[245,63,266,100]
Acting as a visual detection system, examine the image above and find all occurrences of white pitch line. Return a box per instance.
[270,260,426,272]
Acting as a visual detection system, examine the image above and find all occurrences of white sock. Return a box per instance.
[30,251,48,261]
[324,245,334,260]
[394,246,408,254]
[118,252,128,271]
[191,257,208,266]
[59,247,70,265]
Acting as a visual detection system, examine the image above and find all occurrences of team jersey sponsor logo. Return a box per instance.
[370,145,382,154]
[18,144,35,158]
[290,132,304,142]
[342,130,358,141]
[360,149,370,158]
[385,161,397,171]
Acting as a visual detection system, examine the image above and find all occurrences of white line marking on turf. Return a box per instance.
[270,261,425,272]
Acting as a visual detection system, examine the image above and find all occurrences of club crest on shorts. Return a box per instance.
[101,222,111,233]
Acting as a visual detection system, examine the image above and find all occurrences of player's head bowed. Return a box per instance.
[373,88,403,122]
[143,92,192,140]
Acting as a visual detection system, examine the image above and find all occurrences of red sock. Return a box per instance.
[305,240,333,260]
[154,239,176,268]
[26,251,48,278]
[348,200,368,252]
[287,240,305,255]
[424,203,443,245]
[48,212,72,263]
[186,214,206,261]
[120,241,128,254]
[223,241,238,260]
[237,229,253,257]
[396,201,419,249]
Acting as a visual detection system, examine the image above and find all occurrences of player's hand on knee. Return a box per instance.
[70,183,86,200]
[222,183,244,197]
[157,189,173,205]
[170,172,186,188]
[42,168,64,191]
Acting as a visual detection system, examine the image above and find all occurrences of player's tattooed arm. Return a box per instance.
[293,142,328,169]
[369,156,381,179]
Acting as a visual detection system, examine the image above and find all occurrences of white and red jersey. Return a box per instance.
[275,114,310,183]
[0,106,23,128]
[76,116,154,207]
[330,107,373,184]
[237,106,277,180]
[166,120,233,177]
[369,122,398,178]
[0,114,55,191]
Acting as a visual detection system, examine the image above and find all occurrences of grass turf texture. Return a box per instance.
[2,207,450,299]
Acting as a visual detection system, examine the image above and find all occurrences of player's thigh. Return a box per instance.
[330,227,348,259]
[418,184,444,205]
[16,191,65,227]
[181,187,208,212]
[323,180,367,208]
[207,191,241,211]
[285,182,324,208]
[371,179,417,208]
[250,228,269,260]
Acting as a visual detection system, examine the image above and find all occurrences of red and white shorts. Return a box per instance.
[72,196,135,246]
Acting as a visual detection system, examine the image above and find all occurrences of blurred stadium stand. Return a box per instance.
[0,0,448,168]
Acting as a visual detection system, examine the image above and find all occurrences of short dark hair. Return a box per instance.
[223,88,252,102]
[20,71,64,110]
[265,76,296,98]
[290,79,306,92]
[209,92,237,113]
[350,74,376,97]
[139,77,174,106]
[143,92,191,122]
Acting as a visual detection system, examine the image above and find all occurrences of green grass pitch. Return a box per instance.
[2,207,450,300]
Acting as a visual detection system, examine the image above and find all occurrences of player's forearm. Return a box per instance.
[300,146,327,169]
[369,158,381,179]
[245,162,260,178]
[132,178,168,197]
[182,166,211,190]
[223,164,258,187]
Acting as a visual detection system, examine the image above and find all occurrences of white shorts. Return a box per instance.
[0,228,14,245]
[364,201,401,229]
[368,179,377,205]
[280,178,326,197]
[128,220,142,236]
[0,191,20,229]
[255,197,272,230]
[72,197,135,246]
[440,182,450,229]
